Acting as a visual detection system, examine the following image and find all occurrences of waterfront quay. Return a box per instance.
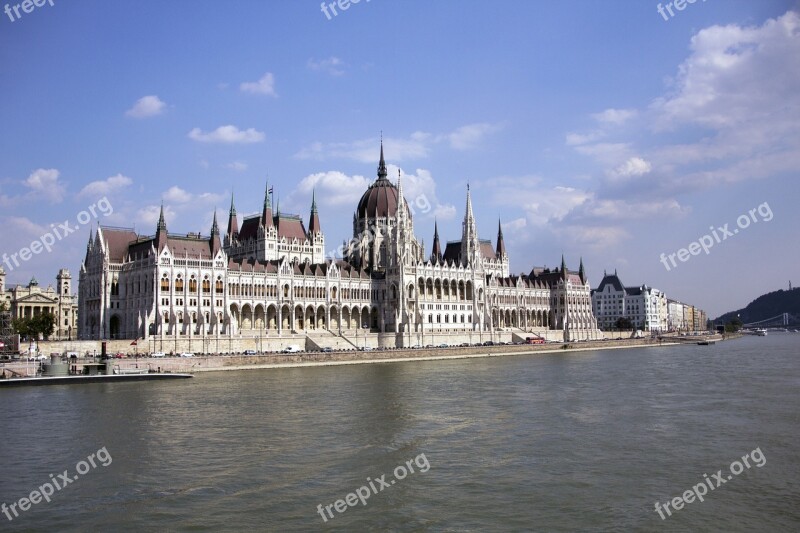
[11,334,724,376]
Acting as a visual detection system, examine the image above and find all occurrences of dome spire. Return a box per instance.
[377,135,388,181]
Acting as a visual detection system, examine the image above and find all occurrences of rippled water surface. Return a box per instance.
[1,335,799,531]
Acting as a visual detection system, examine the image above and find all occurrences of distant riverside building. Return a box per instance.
[591,271,668,332]
[0,267,79,339]
[78,144,601,347]
[666,299,707,332]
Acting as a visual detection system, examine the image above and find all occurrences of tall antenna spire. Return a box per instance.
[377,135,388,180]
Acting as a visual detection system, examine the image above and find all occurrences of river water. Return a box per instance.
[1,334,798,532]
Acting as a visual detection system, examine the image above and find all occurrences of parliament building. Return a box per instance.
[78,144,601,351]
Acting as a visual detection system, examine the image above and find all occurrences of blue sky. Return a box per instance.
[1,0,798,318]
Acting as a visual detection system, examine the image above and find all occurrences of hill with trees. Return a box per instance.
[715,287,800,325]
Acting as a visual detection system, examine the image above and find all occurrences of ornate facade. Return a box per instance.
[78,144,601,347]
[0,268,79,339]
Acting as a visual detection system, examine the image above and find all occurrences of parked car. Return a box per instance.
[359,346,373,351]
[243,349,257,355]
[483,341,495,346]
[179,352,194,358]
[150,352,165,358]
[321,347,333,353]
[282,345,303,354]
[114,353,125,359]
[438,343,449,348]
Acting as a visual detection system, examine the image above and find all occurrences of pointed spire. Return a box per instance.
[227,192,239,238]
[579,257,586,284]
[157,202,167,232]
[308,188,321,235]
[211,210,220,236]
[431,219,442,263]
[460,183,478,266]
[377,137,388,181]
[155,202,168,250]
[496,219,506,258]
[396,169,407,220]
[261,179,274,228]
[211,209,222,255]
[561,254,568,280]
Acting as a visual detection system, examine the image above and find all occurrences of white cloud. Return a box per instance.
[295,123,505,163]
[240,72,278,96]
[443,122,504,150]
[159,186,225,207]
[227,161,248,171]
[163,186,193,204]
[78,173,132,197]
[391,165,455,220]
[307,56,345,76]
[188,125,265,144]
[4,216,47,237]
[24,168,65,203]
[295,132,433,162]
[433,204,457,220]
[504,217,527,231]
[485,175,592,227]
[125,95,167,118]
[555,224,631,250]
[652,12,800,130]
[591,108,637,125]
[575,198,688,221]
[138,204,174,228]
[565,130,605,146]
[608,157,652,181]
[294,171,371,207]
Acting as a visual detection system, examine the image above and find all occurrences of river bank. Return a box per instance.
[92,333,733,374]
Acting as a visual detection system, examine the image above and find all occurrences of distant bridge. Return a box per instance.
[742,313,800,328]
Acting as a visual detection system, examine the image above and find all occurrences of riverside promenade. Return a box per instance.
[66,334,728,375]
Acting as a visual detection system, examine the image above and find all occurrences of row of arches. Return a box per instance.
[415,278,475,301]
[493,308,552,329]
[231,303,381,332]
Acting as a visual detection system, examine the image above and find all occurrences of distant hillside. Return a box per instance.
[715,288,800,324]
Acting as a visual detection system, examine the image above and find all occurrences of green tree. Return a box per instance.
[12,313,56,340]
[615,317,633,330]
[724,317,743,332]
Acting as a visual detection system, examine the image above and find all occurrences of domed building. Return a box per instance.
[346,143,423,272]
[79,142,601,349]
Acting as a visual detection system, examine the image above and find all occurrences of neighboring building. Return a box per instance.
[78,144,601,346]
[591,271,667,332]
[666,299,707,332]
[0,267,79,339]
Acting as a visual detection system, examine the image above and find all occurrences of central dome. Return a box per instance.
[355,142,409,220]
[356,176,400,219]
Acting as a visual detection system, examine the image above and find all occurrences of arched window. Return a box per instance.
[160,275,170,292]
